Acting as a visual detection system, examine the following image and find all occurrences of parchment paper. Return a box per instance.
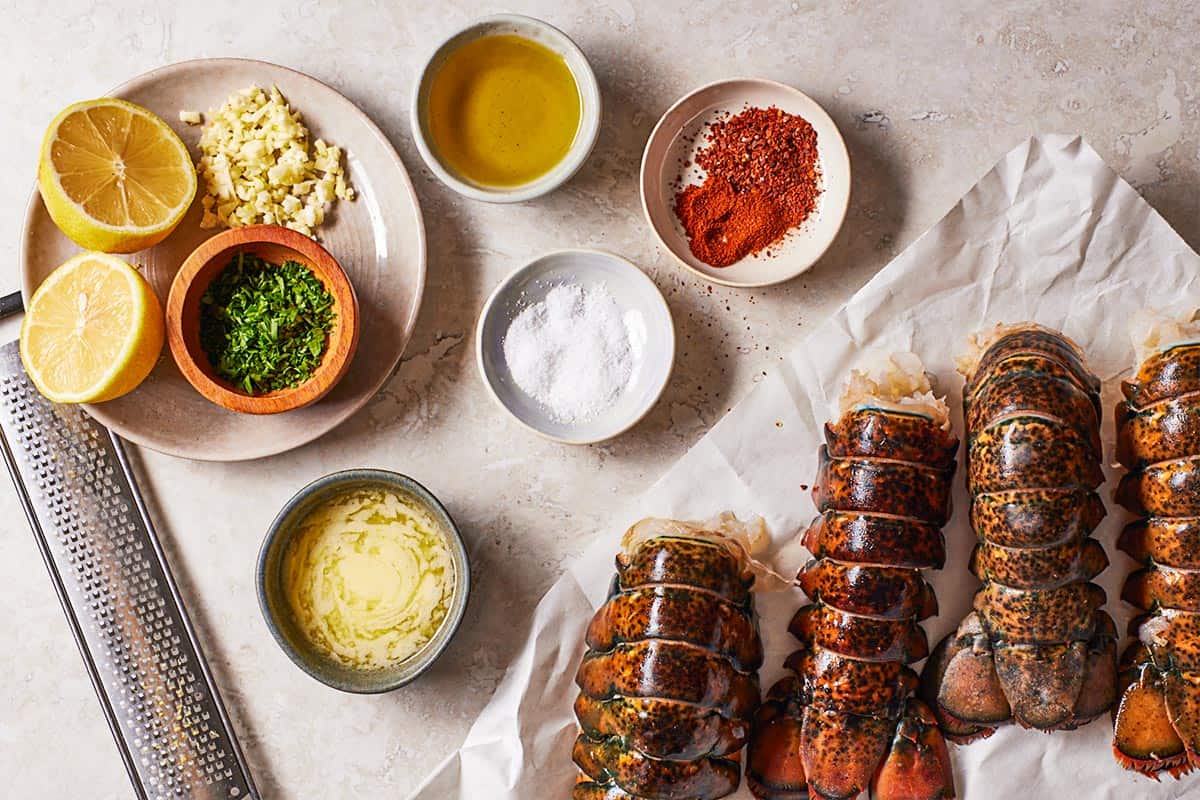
[411,135,1200,800]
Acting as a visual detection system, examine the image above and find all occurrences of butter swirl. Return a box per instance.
[282,489,455,670]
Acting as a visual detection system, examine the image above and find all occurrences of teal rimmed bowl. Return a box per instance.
[256,469,470,693]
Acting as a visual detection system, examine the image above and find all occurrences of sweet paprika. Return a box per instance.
[674,106,822,268]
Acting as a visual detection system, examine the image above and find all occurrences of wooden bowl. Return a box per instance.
[167,225,360,415]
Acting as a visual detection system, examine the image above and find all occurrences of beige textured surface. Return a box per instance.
[0,1,1196,797]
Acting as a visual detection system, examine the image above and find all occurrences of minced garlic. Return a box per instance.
[194,85,354,237]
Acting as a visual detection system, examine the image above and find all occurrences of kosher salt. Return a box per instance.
[502,283,643,424]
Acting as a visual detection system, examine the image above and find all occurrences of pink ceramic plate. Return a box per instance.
[20,58,426,461]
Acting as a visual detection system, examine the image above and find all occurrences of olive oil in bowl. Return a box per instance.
[426,34,582,188]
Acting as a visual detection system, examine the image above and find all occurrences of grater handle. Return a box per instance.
[0,290,23,319]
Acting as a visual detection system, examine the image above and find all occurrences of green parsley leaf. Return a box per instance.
[198,252,336,395]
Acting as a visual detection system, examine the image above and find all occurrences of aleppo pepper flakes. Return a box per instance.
[674,105,821,267]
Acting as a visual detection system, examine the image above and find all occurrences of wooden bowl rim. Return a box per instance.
[166,225,360,415]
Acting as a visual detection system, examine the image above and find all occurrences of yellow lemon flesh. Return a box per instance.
[20,253,164,403]
[38,98,196,253]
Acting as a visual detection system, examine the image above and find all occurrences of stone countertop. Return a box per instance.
[1,1,1196,797]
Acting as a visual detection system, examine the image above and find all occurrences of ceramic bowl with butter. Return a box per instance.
[257,469,470,693]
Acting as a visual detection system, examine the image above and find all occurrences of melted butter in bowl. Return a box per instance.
[258,471,470,693]
[282,489,455,670]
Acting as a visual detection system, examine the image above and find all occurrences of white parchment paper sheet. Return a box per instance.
[411,135,1200,800]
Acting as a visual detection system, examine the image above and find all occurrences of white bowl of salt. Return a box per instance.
[476,249,675,444]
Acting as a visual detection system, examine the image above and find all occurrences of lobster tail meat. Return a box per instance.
[921,324,1116,741]
[748,353,958,800]
[1112,312,1200,779]
[572,521,764,800]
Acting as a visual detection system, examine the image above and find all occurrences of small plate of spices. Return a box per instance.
[641,78,850,287]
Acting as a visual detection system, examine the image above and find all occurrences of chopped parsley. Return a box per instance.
[199,252,335,394]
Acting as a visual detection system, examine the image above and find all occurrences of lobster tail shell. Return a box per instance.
[803,511,945,569]
[572,735,741,799]
[969,538,1108,589]
[749,393,958,800]
[963,328,1100,405]
[969,489,1105,549]
[919,614,1009,743]
[747,696,807,800]
[825,410,958,467]
[1112,653,1190,778]
[790,604,930,663]
[573,533,763,799]
[1112,340,1200,778]
[573,694,747,761]
[801,709,896,800]
[923,325,1116,737]
[615,535,753,603]
[585,585,764,672]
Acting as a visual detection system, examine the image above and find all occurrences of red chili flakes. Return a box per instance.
[674,106,822,268]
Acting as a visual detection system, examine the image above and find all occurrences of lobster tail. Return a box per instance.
[573,528,763,799]
[872,700,955,800]
[922,324,1116,738]
[748,354,958,800]
[1112,321,1200,779]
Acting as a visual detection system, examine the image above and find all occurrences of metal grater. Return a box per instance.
[0,341,259,800]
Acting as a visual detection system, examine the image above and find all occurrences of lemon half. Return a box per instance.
[38,98,197,253]
[20,253,164,403]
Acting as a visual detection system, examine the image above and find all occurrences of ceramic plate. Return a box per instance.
[476,249,674,444]
[640,77,851,288]
[20,58,426,461]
